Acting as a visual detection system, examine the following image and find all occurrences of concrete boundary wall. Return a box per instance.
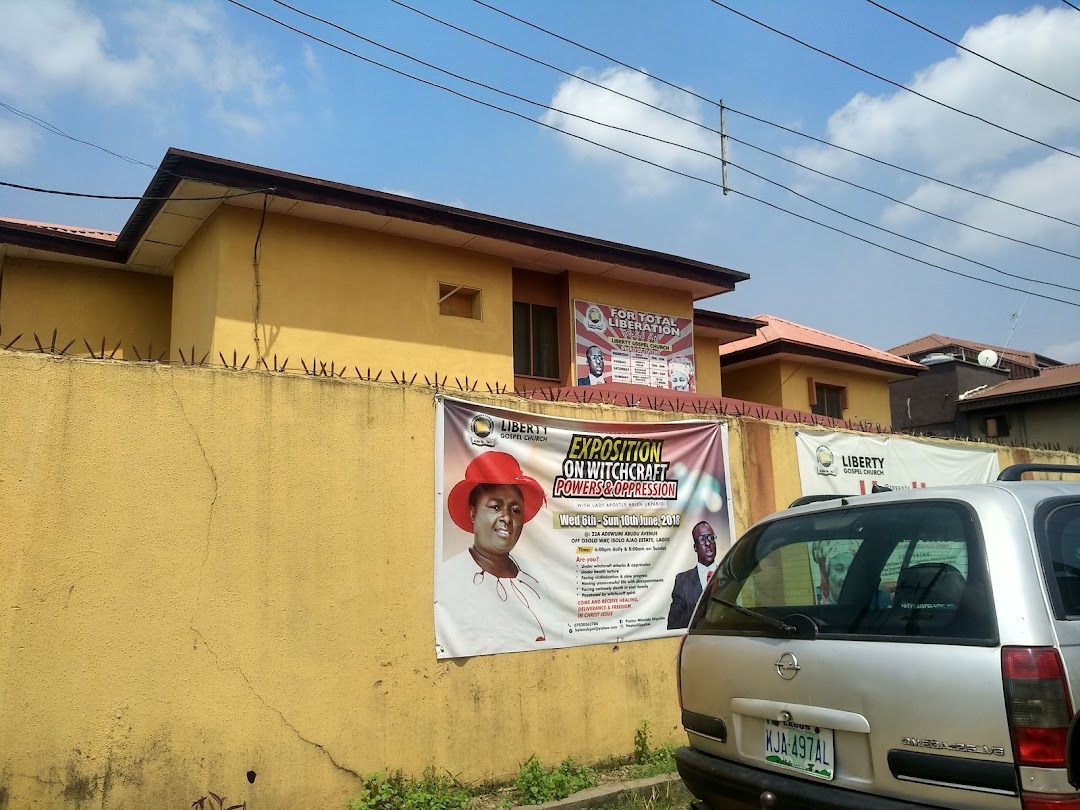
[1,350,1074,808]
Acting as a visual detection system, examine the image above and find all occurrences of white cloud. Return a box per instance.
[0,0,285,139]
[0,0,149,103]
[1044,340,1080,363]
[793,6,1080,178]
[0,119,37,167]
[303,45,321,78]
[880,152,1080,254]
[541,67,722,197]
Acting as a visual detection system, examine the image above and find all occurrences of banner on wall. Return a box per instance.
[434,397,734,658]
[795,430,1000,497]
[573,299,695,391]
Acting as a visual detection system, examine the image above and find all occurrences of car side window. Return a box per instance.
[1038,502,1080,619]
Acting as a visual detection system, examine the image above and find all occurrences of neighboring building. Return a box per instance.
[890,333,1063,380]
[716,314,923,428]
[888,334,1066,437]
[957,364,1080,449]
[0,148,752,395]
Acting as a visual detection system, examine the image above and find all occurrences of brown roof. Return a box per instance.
[958,363,1080,407]
[0,217,118,242]
[889,333,1063,369]
[0,148,749,297]
[692,309,766,343]
[717,314,924,378]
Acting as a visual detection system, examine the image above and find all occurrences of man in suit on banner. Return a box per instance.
[667,520,719,629]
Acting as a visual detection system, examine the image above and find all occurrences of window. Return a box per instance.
[513,302,559,378]
[1036,500,1080,619]
[438,283,482,319]
[810,380,846,419]
[694,502,993,642]
[984,415,1009,438]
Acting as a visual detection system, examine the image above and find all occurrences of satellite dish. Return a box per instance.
[977,349,999,367]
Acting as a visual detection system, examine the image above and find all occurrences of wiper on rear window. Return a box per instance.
[711,596,797,635]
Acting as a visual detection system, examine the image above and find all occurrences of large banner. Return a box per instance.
[574,299,695,391]
[435,397,733,658]
[795,430,1000,496]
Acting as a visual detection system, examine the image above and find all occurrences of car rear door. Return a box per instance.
[681,499,1021,809]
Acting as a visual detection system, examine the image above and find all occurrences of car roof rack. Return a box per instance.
[787,484,893,509]
[998,463,1080,481]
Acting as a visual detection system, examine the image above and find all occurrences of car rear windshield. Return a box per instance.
[692,500,995,643]
[1036,499,1080,620]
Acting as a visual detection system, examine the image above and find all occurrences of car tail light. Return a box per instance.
[677,633,688,710]
[1021,795,1080,809]
[1002,647,1073,768]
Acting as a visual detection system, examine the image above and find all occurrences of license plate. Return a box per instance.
[763,720,835,780]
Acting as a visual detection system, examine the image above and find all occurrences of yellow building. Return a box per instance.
[0,149,758,393]
[717,314,924,428]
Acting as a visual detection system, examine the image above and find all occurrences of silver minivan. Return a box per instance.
[676,464,1080,810]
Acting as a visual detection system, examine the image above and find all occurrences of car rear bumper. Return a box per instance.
[676,746,947,810]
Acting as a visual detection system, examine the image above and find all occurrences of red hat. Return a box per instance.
[447,451,546,533]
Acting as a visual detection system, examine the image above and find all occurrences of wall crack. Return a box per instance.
[166,372,220,631]
[193,632,363,782]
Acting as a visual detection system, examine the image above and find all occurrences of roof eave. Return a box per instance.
[720,339,924,380]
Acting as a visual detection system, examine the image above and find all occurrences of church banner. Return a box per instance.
[795,429,1000,496]
[434,397,733,658]
[573,299,695,391]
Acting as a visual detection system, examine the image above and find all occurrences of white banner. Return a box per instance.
[435,397,735,658]
[795,430,1000,496]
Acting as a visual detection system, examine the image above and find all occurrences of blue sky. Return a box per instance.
[1,0,1078,361]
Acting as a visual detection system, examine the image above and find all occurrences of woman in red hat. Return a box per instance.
[436,451,554,657]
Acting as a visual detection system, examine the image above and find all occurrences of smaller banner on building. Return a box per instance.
[795,430,1000,496]
[574,299,695,391]
[435,397,734,658]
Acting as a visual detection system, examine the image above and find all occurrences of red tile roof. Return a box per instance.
[959,363,1080,402]
[718,314,923,373]
[0,216,118,242]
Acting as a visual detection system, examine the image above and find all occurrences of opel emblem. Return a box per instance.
[775,652,800,680]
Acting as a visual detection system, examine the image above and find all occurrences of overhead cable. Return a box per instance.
[465,0,1080,229]
[705,0,1080,161]
[725,134,1080,262]
[225,0,1080,308]
[864,0,1080,106]
[0,101,158,172]
[0,179,273,202]
[373,0,1080,266]
[1062,0,1080,12]
[728,185,1080,307]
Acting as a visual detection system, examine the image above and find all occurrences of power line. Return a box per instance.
[385,0,1080,253]
[0,179,273,202]
[466,0,1080,229]
[280,0,1080,276]
[226,0,1080,308]
[728,186,1080,308]
[0,101,158,172]
[725,133,1080,262]
[705,0,1080,161]
[726,160,1080,293]
[1063,0,1080,12]
[864,0,1080,106]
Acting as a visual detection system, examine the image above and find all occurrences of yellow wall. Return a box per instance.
[719,360,783,406]
[721,359,895,428]
[693,336,722,396]
[0,257,171,360]
[200,205,516,383]
[170,209,222,363]
[776,360,894,427]
[1,349,1074,808]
